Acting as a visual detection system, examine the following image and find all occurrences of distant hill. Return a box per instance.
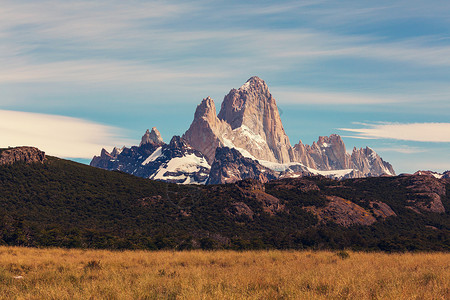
[0,147,449,251]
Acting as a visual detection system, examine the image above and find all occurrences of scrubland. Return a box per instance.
[0,246,448,299]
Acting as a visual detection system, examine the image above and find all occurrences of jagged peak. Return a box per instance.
[294,139,304,147]
[239,76,266,90]
[413,170,444,179]
[317,134,344,146]
[194,96,217,120]
[214,146,243,161]
[168,135,190,149]
[100,148,110,157]
[236,76,269,96]
[218,76,281,132]
[140,127,163,146]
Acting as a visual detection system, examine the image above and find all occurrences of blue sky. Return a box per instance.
[1,0,449,173]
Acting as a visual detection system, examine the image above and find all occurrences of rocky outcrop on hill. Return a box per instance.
[305,195,377,227]
[0,147,46,165]
[369,201,397,218]
[400,175,446,213]
[207,147,277,185]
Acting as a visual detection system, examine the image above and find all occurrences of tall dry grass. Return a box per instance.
[0,246,448,299]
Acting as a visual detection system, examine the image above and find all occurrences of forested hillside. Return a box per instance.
[0,156,448,251]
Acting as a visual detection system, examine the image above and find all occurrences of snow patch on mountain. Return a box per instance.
[151,154,210,181]
[240,81,251,91]
[221,136,258,160]
[258,160,306,172]
[307,167,354,177]
[141,147,162,165]
[236,125,266,146]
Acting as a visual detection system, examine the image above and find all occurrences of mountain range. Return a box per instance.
[91,77,394,184]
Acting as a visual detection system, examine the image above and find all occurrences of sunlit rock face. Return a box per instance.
[184,77,294,165]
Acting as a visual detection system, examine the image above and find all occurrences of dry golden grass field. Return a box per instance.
[0,247,448,299]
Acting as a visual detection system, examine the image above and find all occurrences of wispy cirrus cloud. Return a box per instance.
[340,122,450,142]
[374,145,426,154]
[0,59,231,84]
[1,1,450,87]
[0,110,131,158]
[272,89,405,105]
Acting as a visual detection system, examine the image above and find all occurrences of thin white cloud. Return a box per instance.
[0,110,132,159]
[272,33,450,66]
[228,1,323,16]
[340,122,450,142]
[0,59,232,83]
[272,89,404,105]
[375,146,426,154]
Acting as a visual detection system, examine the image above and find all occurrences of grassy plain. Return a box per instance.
[0,247,448,299]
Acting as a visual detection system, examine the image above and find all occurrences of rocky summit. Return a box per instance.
[184,76,294,164]
[91,76,395,184]
[0,146,46,165]
[140,127,164,147]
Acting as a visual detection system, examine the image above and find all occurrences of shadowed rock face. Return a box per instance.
[207,147,277,185]
[0,147,45,165]
[91,133,210,184]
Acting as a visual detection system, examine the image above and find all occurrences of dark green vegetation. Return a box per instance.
[0,157,449,251]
